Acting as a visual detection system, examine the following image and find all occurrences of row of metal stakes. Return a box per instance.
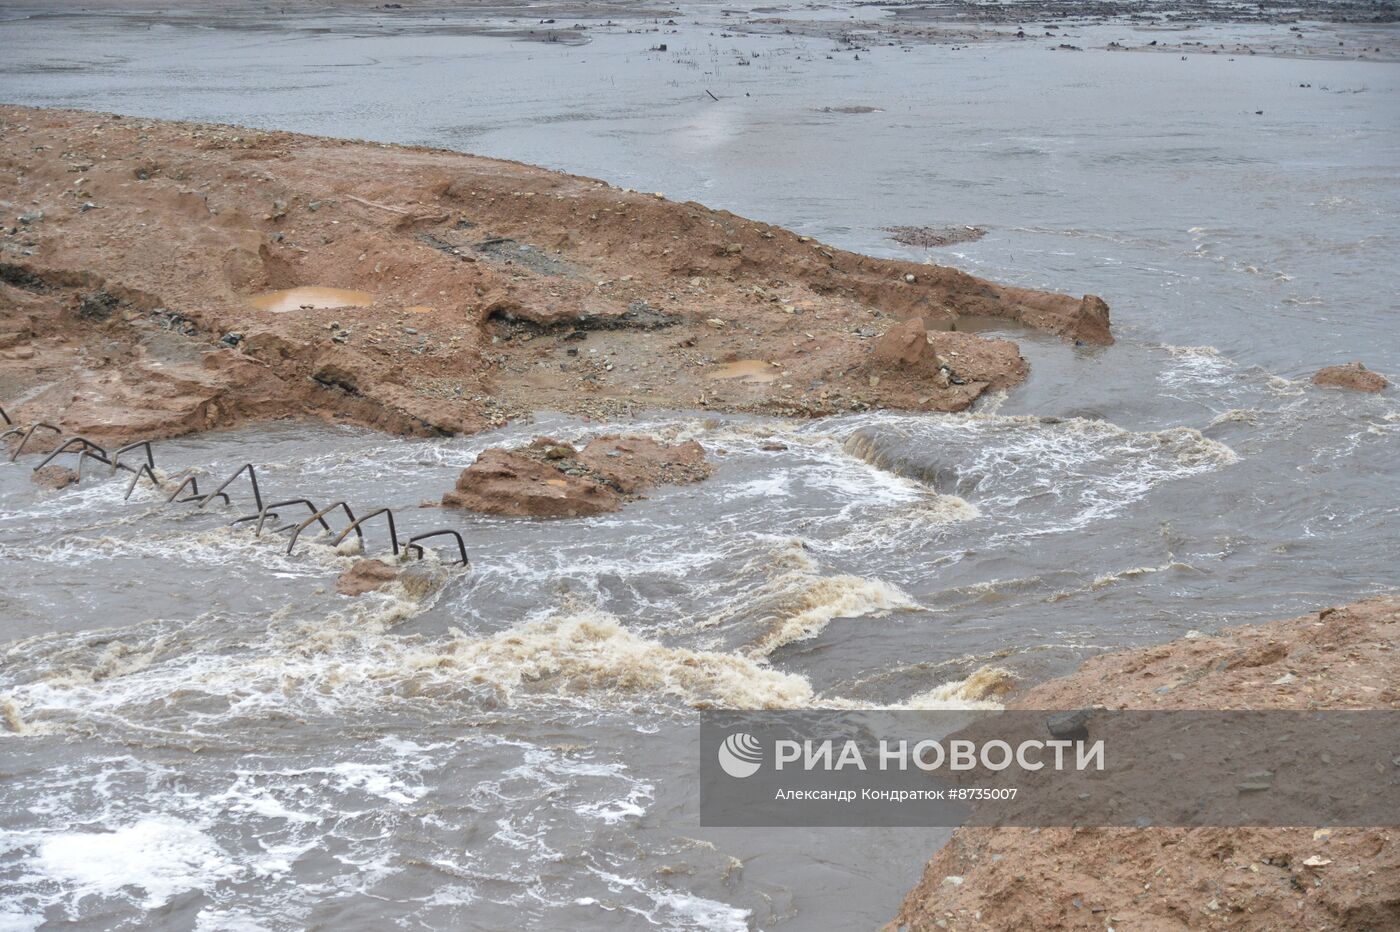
[1,403,468,566]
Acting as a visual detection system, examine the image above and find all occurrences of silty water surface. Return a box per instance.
[1,2,1398,928]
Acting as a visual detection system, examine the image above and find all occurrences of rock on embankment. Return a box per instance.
[871,317,1029,411]
[890,596,1400,931]
[1313,361,1389,393]
[442,435,710,518]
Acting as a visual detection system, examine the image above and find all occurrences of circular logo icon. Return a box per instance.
[717,732,763,778]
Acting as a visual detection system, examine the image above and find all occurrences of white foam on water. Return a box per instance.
[699,539,918,658]
[819,494,982,556]
[728,474,792,499]
[0,732,512,923]
[576,781,654,825]
[585,866,751,932]
[1155,343,1235,390]
[31,816,239,910]
[446,606,819,709]
[843,412,1239,536]
[4,525,351,577]
[1040,557,1196,603]
[0,909,40,932]
[1208,408,1260,427]
[4,588,1006,729]
[194,908,277,932]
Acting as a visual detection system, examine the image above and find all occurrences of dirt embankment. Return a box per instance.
[891,596,1400,931]
[0,105,1109,447]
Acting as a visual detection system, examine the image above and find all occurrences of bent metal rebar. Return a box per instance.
[2,409,469,568]
[6,423,61,461]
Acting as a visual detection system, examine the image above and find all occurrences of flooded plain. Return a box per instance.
[2,1,1399,929]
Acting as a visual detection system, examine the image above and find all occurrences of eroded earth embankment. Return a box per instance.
[892,596,1400,931]
[0,105,1110,448]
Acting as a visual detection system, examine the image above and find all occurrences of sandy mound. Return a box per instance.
[891,596,1400,931]
[0,105,1109,445]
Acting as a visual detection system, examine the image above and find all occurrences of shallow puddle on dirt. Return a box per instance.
[248,286,374,313]
[708,359,780,383]
[928,314,1023,334]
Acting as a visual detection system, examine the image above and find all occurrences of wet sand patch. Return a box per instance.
[708,360,781,384]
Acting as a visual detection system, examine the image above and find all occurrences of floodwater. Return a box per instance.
[2,2,1399,929]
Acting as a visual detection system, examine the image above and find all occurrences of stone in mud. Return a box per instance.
[76,291,120,321]
[442,435,710,518]
[1312,361,1388,393]
[872,319,1027,399]
[488,294,678,332]
[873,317,932,369]
[1046,708,1092,742]
[336,558,400,596]
[31,465,77,490]
[929,331,1028,391]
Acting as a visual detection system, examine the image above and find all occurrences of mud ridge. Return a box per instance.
[0,105,1111,444]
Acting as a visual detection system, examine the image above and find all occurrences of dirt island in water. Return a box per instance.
[0,105,1109,451]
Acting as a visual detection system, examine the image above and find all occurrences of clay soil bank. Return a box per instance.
[0,105,1110,447]
[892,596,1400,931]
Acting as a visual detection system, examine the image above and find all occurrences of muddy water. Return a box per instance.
[247,287,374,314]
[3,2,1400,930]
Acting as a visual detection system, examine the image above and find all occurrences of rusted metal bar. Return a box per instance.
[286,501,360,556]
[8,423,61,461]
[1,412,474,574]
[230,499,332,537]
[197,463,263,512]
[331,507,399,555]
[166,472,229,506]
[33,436,109,472]
[111,440,156,475]
[123,463,162,500]
[404,530,469,567]
[74,447,114,483]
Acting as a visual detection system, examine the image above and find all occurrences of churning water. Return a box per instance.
[2,1,1398,928]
